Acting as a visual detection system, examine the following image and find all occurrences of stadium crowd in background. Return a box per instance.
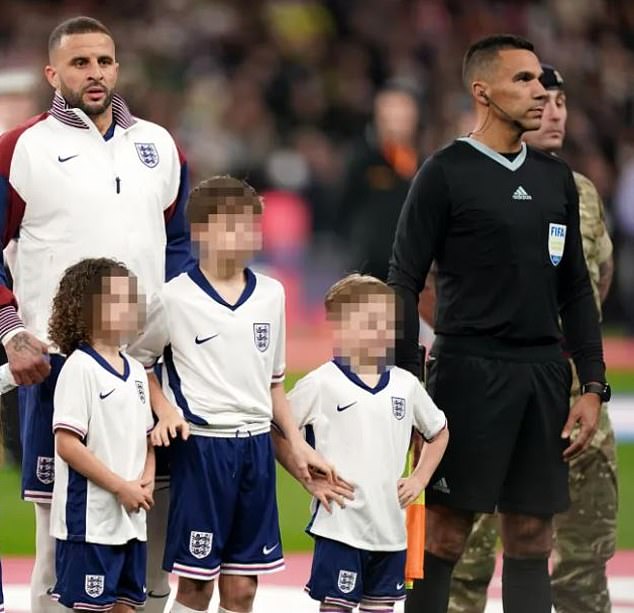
[0,0,633,329]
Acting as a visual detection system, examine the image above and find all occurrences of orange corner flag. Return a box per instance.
[404,433,425,586]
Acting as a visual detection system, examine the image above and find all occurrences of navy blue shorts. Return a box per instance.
[306,537,406,609]
[19,354,65,502]
[164,432,284,580]
[51,539,147,610]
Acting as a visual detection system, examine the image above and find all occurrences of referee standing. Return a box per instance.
[388,35,609,613]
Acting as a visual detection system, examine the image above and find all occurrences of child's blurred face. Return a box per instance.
[94,273,143,343]
[334,294,395,364]
[192,205,262,262]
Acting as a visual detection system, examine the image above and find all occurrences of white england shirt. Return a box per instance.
[50,345,153,545]
[129,266,286,436]
[288,360,446,551]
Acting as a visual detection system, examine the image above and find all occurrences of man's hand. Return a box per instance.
[116,478,154,513]
[303,474,355,513]
[150,409,190,447]
[5,331,50,385]
[561,393,601,460]
[397,473,427,508]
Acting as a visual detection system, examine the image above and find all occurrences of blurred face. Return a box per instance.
[94,274,142,344]
[334,294,395,366]
[192,206,262,263]
[522,89,567,152]
[374,90,419,145]
[477,49,547,132]
[45,32,118,116]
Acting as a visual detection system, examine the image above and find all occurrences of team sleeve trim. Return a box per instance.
[143,357,160,372]
[53,421,87,439]
[420,417,447,443]
[0,306,25,343]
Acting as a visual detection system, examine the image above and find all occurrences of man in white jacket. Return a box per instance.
[0,16,193,613]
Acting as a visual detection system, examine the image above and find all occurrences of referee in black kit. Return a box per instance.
[388,35,610,613]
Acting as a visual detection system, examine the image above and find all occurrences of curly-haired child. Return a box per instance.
[47,257,155,612]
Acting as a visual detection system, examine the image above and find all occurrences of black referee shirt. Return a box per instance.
[388,137,605,385]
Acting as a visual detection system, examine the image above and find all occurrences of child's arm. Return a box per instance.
[272,428,354,513]
[397,426,448,508]
[271,382,336,482]
[141,439,156,500]
[147,372,190,446]
[398,378,449,507]
[128,293,188,445]
[56,430,154,513]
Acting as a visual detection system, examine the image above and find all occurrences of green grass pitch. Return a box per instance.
[1,370,633,555]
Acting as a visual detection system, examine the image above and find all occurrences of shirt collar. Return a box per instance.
[49,91,137,130]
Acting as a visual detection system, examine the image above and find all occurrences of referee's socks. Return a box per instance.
[502,555,551,613]
[404,551,455,613]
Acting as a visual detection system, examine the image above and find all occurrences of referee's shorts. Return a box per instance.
[425,335,572,517]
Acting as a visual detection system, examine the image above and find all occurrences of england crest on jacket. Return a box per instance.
[135,142,159,168]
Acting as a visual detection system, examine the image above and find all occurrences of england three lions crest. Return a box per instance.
[85,574,105,598]
[337,569,358,594]
[391,396,406,420]
[135,142,159,168]
[36,456,55,485]
[189,531,213,559]
[253,323,271,352]
[135,379,146,404]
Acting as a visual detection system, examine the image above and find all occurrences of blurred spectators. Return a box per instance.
[337,79,422,281]
[1,0,634,329]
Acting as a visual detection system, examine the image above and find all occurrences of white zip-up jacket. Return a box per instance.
[0,93,193,345]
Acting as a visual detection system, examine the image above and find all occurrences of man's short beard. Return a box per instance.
[61,85,114,117]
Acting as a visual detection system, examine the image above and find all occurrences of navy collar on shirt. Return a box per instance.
[78,343,130,381]
[49,92,137,131]
[103,121,116,141]
[332,357,391,394]
[188,265,257,311]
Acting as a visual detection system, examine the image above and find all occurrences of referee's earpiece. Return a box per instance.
[479,90,490,106]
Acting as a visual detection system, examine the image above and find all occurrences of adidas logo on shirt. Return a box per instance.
[512,186,532,200]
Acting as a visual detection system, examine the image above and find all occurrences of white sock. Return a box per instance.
[170,602,206,613]
[218,607,250,613]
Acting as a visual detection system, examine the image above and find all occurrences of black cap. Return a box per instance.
[540,64,564,90]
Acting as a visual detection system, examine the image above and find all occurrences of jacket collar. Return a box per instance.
[49,91,136,130]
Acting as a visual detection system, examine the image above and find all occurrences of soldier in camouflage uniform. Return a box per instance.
[448,64,616,613]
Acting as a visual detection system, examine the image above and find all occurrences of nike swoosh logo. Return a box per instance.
[396,582,404,590]
[336,402,357,412]
[58,154,79,163]
[262,543,279,555]
[195,334,219,344]
[99,389,115,400]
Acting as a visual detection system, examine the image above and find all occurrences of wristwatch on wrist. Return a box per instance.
[581,382,611,402]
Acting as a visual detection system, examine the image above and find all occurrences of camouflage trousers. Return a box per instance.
[448,403,618,613]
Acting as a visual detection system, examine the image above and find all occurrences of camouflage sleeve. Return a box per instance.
[596,196,613,265]
[573,172,613,313]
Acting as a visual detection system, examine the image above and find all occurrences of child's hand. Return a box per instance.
[397,474,426,508]
[303,475,355,514]
[116,478,154,513]
[150,410,190,447]
[141,478,155,502]
[293,439,339,483]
